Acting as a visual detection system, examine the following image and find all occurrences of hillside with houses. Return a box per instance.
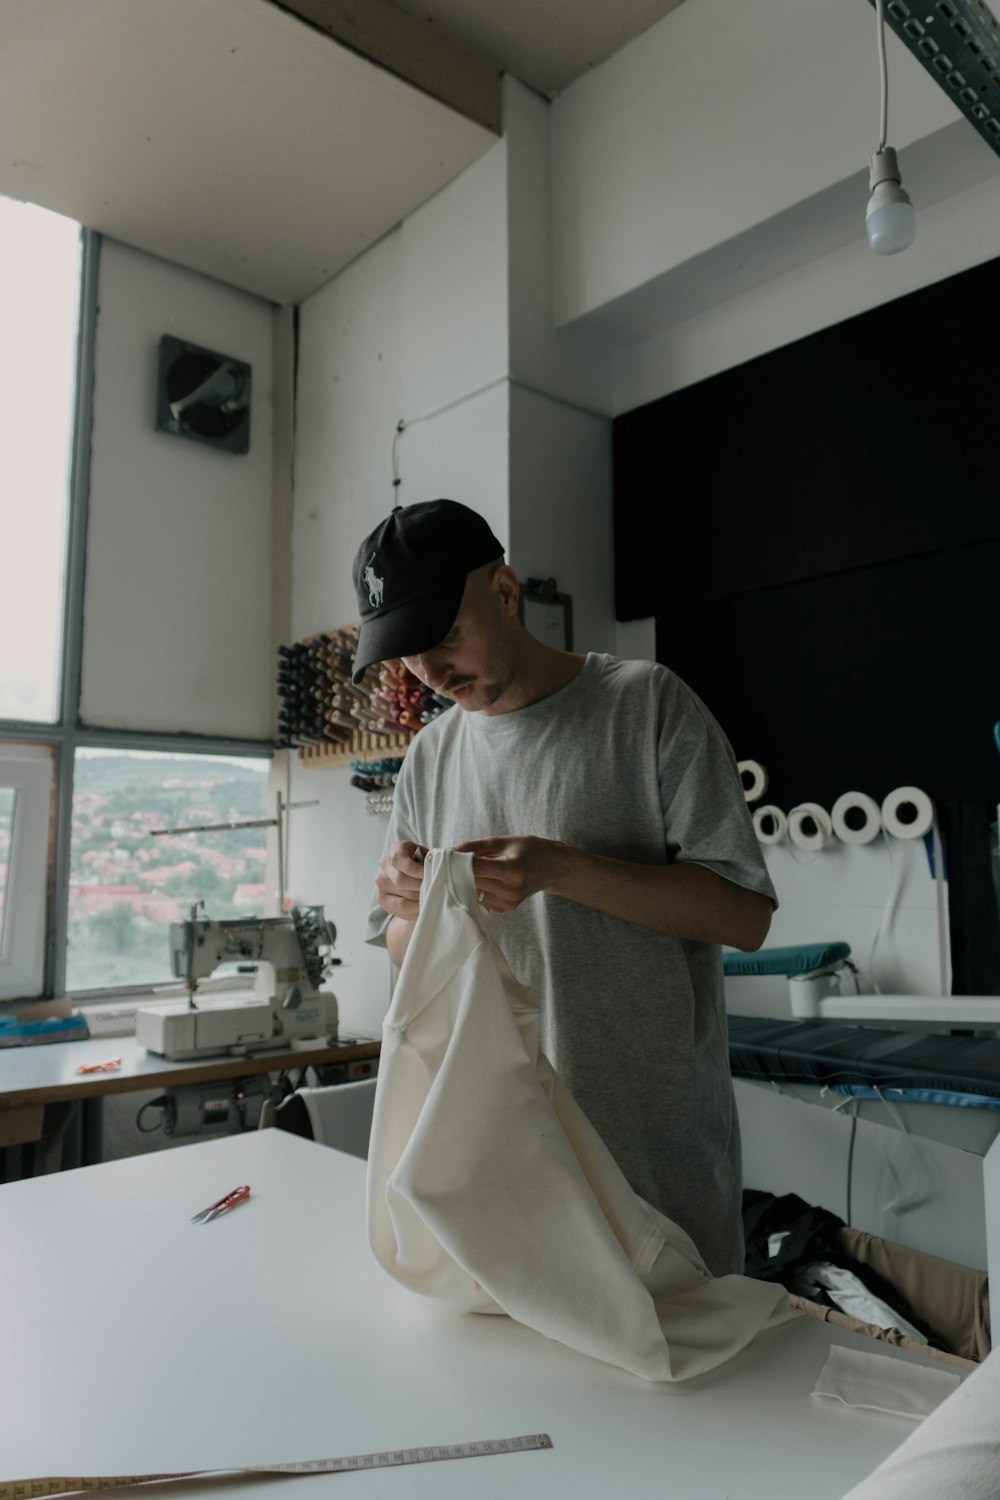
[66,753,269,990]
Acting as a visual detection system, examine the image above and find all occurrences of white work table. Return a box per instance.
[0,1033,380,1103]
[0,1129,957,1499]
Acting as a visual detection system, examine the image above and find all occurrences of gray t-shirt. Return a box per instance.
[365,652,776,1275]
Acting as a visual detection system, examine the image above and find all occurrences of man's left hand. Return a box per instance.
[453,836,569,913]
[453,837,772,949]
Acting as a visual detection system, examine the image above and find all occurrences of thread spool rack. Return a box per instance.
[275,627,445,769]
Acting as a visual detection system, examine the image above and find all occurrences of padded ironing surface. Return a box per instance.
[833,1084,1000,1109]
[723,942,852,977]
[728,1015,1000,1100]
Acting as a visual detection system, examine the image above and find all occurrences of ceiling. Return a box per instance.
[0,0,686,306]
[385,0,686,98]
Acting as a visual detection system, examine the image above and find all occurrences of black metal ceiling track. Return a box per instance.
[870,0,1000,156]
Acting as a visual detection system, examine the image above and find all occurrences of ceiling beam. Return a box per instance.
[267,0,502,134]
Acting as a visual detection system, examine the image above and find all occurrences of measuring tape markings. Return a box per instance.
[0,1433,553,1499]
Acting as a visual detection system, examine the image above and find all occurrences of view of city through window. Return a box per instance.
[66,750,270,992]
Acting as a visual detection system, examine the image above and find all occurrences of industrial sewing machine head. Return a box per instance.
[135,904,340,1060]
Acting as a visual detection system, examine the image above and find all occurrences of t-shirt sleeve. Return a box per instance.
[363,753,421,948]
[656,672,777,909]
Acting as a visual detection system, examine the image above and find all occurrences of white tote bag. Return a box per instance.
[366,848,793,1382]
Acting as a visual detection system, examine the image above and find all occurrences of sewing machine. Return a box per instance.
[135,905,339,1060]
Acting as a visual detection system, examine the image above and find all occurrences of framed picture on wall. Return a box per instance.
[519,578,573,651]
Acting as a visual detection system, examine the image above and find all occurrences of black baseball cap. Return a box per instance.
[351,500,505,682]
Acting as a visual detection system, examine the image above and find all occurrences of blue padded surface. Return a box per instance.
[723,942,852,978]
[833,1084,1000,1110]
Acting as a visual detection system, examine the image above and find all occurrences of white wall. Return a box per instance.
[504,78,611,416]
[546,0,1000,418]
[725,835,948,1021]
[736,1079,988,1271]
[507,383,615,655]
[503,78,618,658]
[611,162,1000,413]
[81,239,275,739]
[549,0,968,329]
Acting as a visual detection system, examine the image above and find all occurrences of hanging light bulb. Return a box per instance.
[866,0,915,255]
[866,146,915,254]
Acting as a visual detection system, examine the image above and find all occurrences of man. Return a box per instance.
[356,498,775,1276]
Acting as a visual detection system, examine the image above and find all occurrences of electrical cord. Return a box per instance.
[136,1095,167,1133]
[875,0,889,152]
[391,375,508,507]
[846,1105,859,1226]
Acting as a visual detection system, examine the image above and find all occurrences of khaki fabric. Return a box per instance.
[838,1226,991,1363]
[790,1297,976,1371]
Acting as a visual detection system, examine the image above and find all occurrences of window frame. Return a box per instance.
[0,228,273,1004]
[0,743,56,998]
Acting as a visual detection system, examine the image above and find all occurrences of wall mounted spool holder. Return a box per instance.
[275,627,431,769]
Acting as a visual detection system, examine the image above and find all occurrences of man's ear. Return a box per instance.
[492,563,520,617]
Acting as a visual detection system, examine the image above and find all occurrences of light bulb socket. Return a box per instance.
[869,146,903,193]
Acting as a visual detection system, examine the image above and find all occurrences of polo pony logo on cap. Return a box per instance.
[363,555,385,609]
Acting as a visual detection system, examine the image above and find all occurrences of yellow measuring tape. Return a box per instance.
[1,1433,553,1499]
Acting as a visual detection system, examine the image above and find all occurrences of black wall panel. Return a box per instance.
[613,256,1000,808]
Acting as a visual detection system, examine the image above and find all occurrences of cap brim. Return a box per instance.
[352,579,466,684]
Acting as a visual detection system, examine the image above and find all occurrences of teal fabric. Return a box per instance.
[0,1014,88,1044]
[723,942,851,978]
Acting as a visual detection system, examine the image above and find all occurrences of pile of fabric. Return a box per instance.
[743,1189,990,1362]
[366,848,795,1383]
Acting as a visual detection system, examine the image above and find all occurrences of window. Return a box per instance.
[0,199,273,1004]
[0,745,55,999]
[67,750,269,992]
[0,198,79,724]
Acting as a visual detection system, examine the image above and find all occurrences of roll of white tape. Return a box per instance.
[881,785,935,840]
[738,760,768,803]
[752,805,787,845]
[787,802,833,853]
[831,791,882,845]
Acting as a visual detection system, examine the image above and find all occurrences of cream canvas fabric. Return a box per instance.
[366,848,793,1382]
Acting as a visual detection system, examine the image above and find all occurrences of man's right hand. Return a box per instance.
[375,840,428,923]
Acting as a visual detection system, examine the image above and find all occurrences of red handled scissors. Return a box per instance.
[191,1185,252,1224]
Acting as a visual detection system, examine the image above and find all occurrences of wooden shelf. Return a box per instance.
[298,730,411,769]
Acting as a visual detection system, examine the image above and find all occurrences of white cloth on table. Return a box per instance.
[366,848,793,1382]
[813,1344,960,1420]
[839,1349,993,1499]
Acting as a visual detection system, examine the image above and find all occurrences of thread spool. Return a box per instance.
[881,785,935,841]
[752,805,787,845]
[787,803,833,853]
[738,760,768,803]
[831,791,882,846]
